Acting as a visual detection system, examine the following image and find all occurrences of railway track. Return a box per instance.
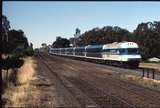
[38,53,135,107]
[49,53,160,104]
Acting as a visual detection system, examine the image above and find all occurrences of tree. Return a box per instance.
[2,15,11,55]
[133,21,160,59]
[5,29,29,54]
[41,43,47,47]
[52,36,70,48]
[75,26,130,46]
[1,15,10,80]
[1,16,31,86]
[74,21,160,59]
[2,15,10,41]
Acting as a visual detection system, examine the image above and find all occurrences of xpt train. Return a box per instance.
[49,42,142,68]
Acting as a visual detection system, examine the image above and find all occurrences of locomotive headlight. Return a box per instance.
[121,55,141,62]
[121,57,128,61]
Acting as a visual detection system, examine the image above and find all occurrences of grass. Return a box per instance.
[16,57,37,85]
[2,57,37,107]
[139,62,160,71]
[121,74,160,91]
[142,60,160,64]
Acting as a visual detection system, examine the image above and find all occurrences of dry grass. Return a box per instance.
[140,63,160,71]
[2,56,61,107]
[2,57,37,107]
[121,74,160,91]
[16,57,37,85]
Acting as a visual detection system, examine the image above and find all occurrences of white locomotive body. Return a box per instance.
[49,41,141,68]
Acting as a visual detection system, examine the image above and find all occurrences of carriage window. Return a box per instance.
[110,49,117,54]
[119,49,126,54]
[87,47,102,52]
[110,49,116,53]
[127,48,139,54]
[116,50,120,54]
[106,49,110,52]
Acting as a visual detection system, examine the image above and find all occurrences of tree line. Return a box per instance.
[1,15,34,70]
[52,21,160,60]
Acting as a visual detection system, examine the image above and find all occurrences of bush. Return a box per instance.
[2,57,24,69]
[24,47,34,56]
[12,47,34,58]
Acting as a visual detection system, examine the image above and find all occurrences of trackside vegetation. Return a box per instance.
[1,15,34,88]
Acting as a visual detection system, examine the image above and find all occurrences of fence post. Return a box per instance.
[147,69,149,78]
[142,68,145,77]
[152,69,155,79]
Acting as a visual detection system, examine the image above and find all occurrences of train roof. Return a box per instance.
[50,42,139,50]
[103,41,139,49]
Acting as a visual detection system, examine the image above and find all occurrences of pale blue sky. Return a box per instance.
[3,2,160,48]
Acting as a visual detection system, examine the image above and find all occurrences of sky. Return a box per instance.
[3,2,160,48]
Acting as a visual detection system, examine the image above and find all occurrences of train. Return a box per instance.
[49,41,142,68]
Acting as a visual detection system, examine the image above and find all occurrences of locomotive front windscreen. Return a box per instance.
[119,48,139,55]
[127,48,139,55]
